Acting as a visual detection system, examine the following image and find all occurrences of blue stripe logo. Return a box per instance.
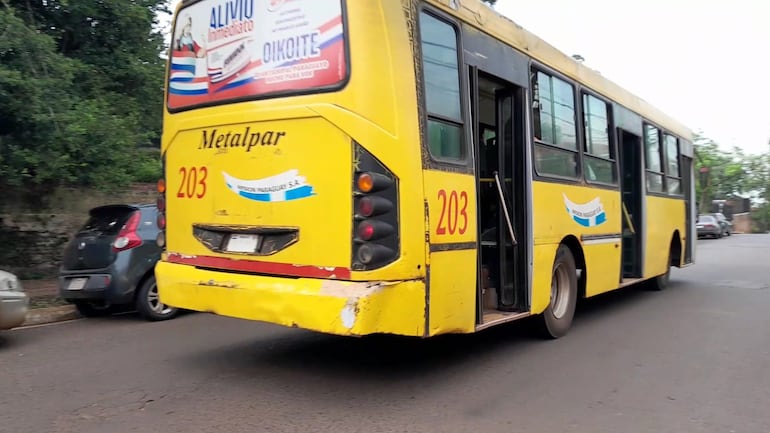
[224,170,315,203]
[563,194,607,227]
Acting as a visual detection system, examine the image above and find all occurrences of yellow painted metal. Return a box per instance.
[531,181,622,307]
[156,261,426,337]
[423,171,477,246]
[426,248,478,334]
[644,196,686,278]
[164,117,352,269]
[158,0,429,336]
[423,170,478,334]
[531,243,559,315]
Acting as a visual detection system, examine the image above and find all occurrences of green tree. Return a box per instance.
[693,133,745,212]
[0,0,168,196]
[744,140,770,230]
[694,131,770,230]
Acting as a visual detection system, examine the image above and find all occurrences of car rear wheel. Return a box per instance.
[135,275,178,321]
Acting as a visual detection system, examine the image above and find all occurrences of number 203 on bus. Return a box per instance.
[177,166,208,199]
[436,189,468,235]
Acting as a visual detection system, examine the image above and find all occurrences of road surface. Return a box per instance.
[2,235,769,433]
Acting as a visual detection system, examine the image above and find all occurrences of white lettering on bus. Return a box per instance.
[262,32,321,65]
[209,0,254,28]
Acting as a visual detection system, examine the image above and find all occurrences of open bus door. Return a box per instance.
[469,67,529,326]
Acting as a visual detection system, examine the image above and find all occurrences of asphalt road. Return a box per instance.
[2,235,769,433]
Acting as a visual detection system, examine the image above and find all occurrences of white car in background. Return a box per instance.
[0,270,29,330]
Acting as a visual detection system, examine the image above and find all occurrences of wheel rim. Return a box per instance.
[550,262,571,319]
[147,283,173,315]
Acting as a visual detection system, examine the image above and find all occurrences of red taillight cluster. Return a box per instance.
[113,211,142,252]
[352,144,399,270]
[156,159,167,249]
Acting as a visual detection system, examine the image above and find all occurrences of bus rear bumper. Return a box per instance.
[155,261,426,337]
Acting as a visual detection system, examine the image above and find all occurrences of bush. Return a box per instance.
[131,149,162,183]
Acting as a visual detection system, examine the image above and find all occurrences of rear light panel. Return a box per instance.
[351,143,399,271]
[157,155,167,250]
[112,211,142,252]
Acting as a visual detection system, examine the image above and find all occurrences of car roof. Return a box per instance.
[89,204,156,213]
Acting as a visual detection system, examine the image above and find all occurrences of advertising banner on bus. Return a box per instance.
[168,0,347,110]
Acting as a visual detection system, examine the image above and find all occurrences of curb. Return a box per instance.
[22,305,80,327]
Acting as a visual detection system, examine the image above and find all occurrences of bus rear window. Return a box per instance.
[167,0,348,111]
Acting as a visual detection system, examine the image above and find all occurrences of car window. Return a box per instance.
[140,208,157,228]
[80,208,136,235]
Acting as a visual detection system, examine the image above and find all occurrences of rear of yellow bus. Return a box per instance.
[156,0,429,336]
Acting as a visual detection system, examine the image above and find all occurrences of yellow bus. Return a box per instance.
[155,0,696,338]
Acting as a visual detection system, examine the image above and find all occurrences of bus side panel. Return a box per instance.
[427,250,477,335]
[644,196,685,279]
[583,242,623,297]
[531,243,559,315]
[424,170,477,335]
[532,181,623,302]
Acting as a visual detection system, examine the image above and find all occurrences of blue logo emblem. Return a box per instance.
[563,193,606,227]
[223,169,315,202]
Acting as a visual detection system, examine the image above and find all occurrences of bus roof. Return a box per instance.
[426,0,693,141]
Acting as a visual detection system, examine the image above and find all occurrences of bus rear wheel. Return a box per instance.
[538,244,578,339]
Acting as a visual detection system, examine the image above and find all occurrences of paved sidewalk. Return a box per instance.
[21,278,60,299]
[19,278,79,327]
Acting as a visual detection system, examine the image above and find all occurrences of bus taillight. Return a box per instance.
[356,244,395,266]
[357,196,393,217]
[156,156,167,249]
[352,143,399,271]
[356,220,394,241]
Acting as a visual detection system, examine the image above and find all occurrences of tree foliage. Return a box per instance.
[694,132,770,230]
[0,0,169,194]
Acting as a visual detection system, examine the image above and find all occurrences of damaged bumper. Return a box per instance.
[155,261,426,337]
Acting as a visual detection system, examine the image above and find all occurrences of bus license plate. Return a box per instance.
[68,278,88,291]
[226,234,260,253]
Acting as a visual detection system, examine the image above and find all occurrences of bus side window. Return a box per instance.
[531,69,579,178]
[582,93,616,184]
[419,11,465,162]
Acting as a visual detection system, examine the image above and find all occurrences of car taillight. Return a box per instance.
[351,143,399,271]
[113,211,142,252]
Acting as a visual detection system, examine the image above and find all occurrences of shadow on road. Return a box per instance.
[575,278,686,318]
[175,278,685,390]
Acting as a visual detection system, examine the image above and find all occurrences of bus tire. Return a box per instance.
[538,244,578,339]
